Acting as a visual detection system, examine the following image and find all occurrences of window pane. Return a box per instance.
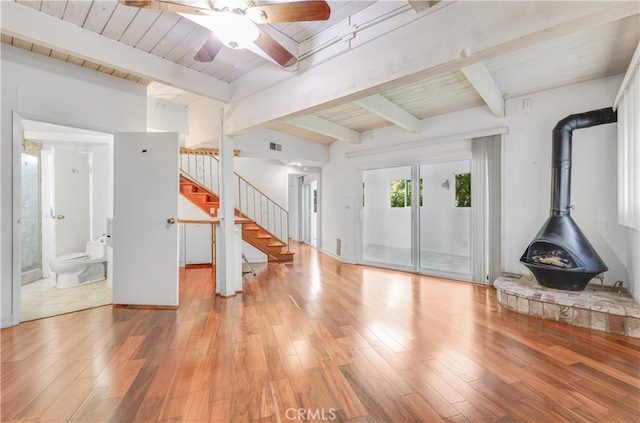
[419,161,471,275]
[363,166,413,267]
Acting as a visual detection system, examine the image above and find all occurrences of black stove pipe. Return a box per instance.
[551,107,617,216]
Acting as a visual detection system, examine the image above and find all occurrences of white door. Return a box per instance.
[302,183,311,244]
[112,133,179,306]
[53,148,90,255]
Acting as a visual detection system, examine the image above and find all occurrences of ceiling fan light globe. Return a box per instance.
[211,11,259,49]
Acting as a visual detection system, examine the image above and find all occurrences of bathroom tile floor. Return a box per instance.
[21,277,112,322]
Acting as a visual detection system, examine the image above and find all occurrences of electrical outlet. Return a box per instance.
[523,98,532,110]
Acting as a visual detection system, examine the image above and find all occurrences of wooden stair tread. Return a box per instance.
[180,174,292,263]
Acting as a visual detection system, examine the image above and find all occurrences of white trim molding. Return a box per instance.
[345,126,508,159]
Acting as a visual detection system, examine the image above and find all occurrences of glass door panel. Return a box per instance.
[362,165,413,267]
[419,161,472,276]
[21,153,41,276]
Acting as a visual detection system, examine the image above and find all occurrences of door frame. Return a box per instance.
[11,112,24,325]
[12,112,115,323]
[11,112,159,324]
[358,162,416,272]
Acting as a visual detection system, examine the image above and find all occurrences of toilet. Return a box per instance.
[50,235,107,289]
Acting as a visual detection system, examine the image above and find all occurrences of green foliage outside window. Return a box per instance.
[390,179,423,208]
[455,173,471,207]
[390,179,407,207]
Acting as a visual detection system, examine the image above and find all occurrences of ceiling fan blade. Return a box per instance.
[247,1,330,24]
[253,26,297,67]
[194,36,224,62]
[118,0,212,16]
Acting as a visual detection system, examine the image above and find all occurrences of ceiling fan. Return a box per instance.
[119,0,331,68]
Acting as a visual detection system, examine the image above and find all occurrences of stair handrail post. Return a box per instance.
[245,178,249,217]
[253,188,257,226]
[237,174,241,215]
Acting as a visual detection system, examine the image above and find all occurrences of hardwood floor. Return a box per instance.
[2,242,639,422]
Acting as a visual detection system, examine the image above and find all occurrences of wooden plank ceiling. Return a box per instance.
[2,1,639,147]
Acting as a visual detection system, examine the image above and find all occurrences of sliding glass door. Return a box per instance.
[358,135,501,283]
[419,160,472,278]
[361,165,414,268]
[360,160,473,279]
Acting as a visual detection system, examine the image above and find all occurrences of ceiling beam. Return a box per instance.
[224,1,638,135]
[288,115,360,144]
[1,1,230,103]
[408,1,439,14]
[354,94,421,133]
[460,62,505,118]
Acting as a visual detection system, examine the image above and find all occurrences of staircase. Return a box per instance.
[180,174,294,262]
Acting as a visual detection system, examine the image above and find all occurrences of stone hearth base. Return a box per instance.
[494,274,640,338]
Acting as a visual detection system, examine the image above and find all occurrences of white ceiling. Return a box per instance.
[2,0,639,150]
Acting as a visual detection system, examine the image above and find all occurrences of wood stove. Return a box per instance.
[520,107,617,291]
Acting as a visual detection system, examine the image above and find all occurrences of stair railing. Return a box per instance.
[180,150,289,251]
[180,150,219,195]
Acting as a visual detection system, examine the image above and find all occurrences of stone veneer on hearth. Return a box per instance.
[494,274,640,338]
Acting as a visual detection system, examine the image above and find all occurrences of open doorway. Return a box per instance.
[18,118,114,322]
[302,175,319,248]
[287,170,320,249]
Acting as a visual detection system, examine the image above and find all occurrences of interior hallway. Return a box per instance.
[2,242,639,422]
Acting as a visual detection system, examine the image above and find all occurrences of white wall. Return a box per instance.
[1,45,147,327]
[147,98,188,135]
[234,129,330,166]
[91,144,111,240]
[234,157,289,208]
[288,173,302,241]
[322,75,637,298]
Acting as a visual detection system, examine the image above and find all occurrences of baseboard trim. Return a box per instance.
[113,304,178,310]
[320,248,357,264]
[216,290,243,299]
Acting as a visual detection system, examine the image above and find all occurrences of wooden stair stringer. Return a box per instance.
[179,175,294,262]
